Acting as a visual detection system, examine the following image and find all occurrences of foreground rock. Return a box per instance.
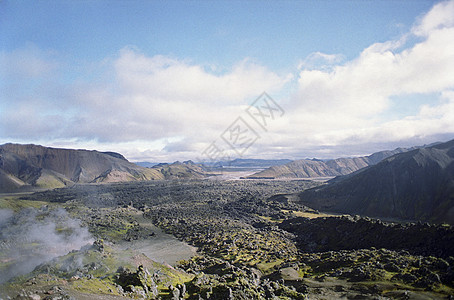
[279,216,454,257]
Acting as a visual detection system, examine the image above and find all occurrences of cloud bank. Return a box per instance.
[1,1,454,161]
[266,0,454,158]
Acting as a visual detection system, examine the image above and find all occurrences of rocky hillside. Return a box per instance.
[246,147,412,179]
[297,139,454,224]
[0,144,208,192]
[151,160,209,179]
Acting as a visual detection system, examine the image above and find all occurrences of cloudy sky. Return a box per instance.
[1,0,454,162]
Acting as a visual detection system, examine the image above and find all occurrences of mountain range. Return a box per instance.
[245,147,417,179]
[0,144,208,192]
[296,139,454,224]
[3,140,454,224]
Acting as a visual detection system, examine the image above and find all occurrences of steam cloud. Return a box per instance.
[0,207,93,284]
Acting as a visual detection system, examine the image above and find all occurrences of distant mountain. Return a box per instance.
[245,148,414,179]
[134,162,160,168]
[203,158,292,168]
[297,139,454,224]
[0,144,208,193]
[151,160,209,179]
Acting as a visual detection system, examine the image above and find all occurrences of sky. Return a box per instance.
[1,0,454,162]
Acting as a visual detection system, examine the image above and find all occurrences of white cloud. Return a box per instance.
[114,48,289,103]
[72,48,291,146]
[0,46,291,160]
[282,0,454,154]
[298,52,345,71]
[1,1,454,161]
[413,0,454,36]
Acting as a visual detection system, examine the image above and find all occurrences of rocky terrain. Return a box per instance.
[0,144,211,193]
[246,147,414,179]
[1,179,453,299]
[297,139,454,225]
[279,216,454,257]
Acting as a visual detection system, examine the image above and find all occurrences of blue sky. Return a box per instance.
[1,1,432,68]
[1,0,454,162]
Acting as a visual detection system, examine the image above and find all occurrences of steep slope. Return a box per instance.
[0,169,26,192]
[246,148,412,179]
[0,143,164,192]
[297,139,454,224]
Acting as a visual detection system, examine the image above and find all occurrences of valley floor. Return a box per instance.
[1,180,453,299]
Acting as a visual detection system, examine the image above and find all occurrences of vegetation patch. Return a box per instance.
[0,195,51,211]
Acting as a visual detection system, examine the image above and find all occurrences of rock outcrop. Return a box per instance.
[279,216,454,257]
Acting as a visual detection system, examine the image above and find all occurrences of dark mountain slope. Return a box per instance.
[0,169,26,193]
[246,147,412,179]
[298,139,454,224]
